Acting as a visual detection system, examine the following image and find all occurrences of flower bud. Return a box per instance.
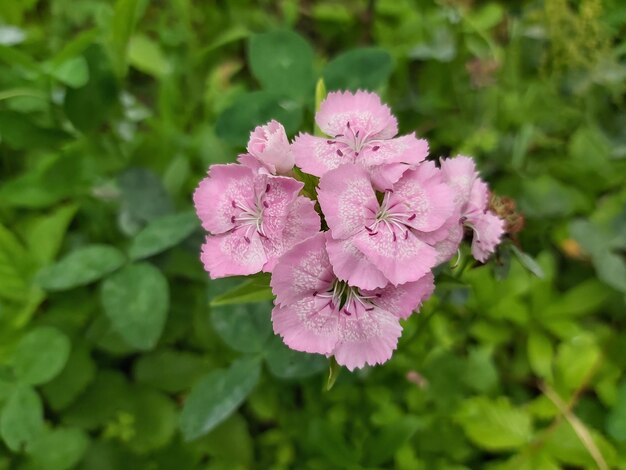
[247,120,294,175]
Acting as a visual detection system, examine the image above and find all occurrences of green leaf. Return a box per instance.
[133,349,210,393]
[12,326,71,385]
[0,223,33,302]
[510,245,545,279]
[42,343,96,411]
[179,357,261,441]
[364,416,422,466]
[0,385,44,451]
[607,380,626,442]
[129,211,198,260]
[0,110,69,150]
[101,263,169,351]
[118,168,174,224]
[62,370,131,430]
[27,427,89,470]
[455,396,533,451]
[248,30,314,98]
[216,91,303,146]
[325,356,341,391]
[323,47,393,91]
[544,280,612,318]
[555,334,601,391]
[527,331,554,380]
[209,274,273,306]
[108,0,143,77]
[50,56,89,88]
[64,45,119,133]
[125,387,177,453]
[24,204,78,264]
[264,335,327,379]
[128,34,170,77]
[35,245,126,291]
[211,302,272,353]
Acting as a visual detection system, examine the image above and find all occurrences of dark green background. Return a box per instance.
[1,0,626,468]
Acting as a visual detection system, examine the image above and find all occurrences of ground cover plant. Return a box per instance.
[1,0,626,469]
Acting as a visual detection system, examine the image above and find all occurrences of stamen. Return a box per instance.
[404,231,409,240]
[244,236,250,243]
[366,307,374,311]
[392,232,397,242]
[231,200,237,208]
[346,121,351,128]
[408,214,416,221]
[313,291,318,296]
[263,201,269,208]
[337,149,343,156]
[364,225,373,232]
[327,140,335,145]
[266,183,271,193]
[368,231,378,236]
[355,130,359,137]
[372,146,380,151]
[335,134,344,138]
[343,309,351,316]
[231,216,235,223]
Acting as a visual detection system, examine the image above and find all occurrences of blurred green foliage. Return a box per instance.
[1,0,626,468]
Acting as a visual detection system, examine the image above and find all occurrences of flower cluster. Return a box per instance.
[194,90,505,371]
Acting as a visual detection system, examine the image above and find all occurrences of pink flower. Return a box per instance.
[292,91,428,190]
[317,162,455,289]
[239,120,294,175]
[193,164,319,278]
[271,233,434,371]
[436,156,505,262]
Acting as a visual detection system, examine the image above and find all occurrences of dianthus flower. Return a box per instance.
[434,156,505,263]
[318,162,455,288]
[271,233,434,370]
[292,90,428,190]
[193,164,319,278]
[238,120,294,175]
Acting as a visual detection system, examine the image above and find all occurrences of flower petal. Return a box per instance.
[316,90,398,140]
[325,235,389,290]
[318,163,378,239]
[367,272,435,320]
[440,155,479,209]
[263,196,321,272]
[393,163,456,233]
[292,133,347,178]
[193,164,255,234]
[470,211,505,262]
[200,232,267,278]
[272,299,339,356]
[270,233,334,306]
[333,305,402,371]
[353,229,437,286]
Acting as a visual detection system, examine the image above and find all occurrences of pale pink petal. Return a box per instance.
[316,90,398,140]
[392,164,456,233]
[247,120,294,174]
[318,163,378,239]
[333,305,402,371]
[263,196,321,272]
[200,232,267,278]
[469,211,505,262]
[432,220,464,265]
[467,179,489,213]
[325,235,389,290]
[193,164,255,234]
[367,272,435,320]
[440,156,478,209]
[270,233,334,306]
[255,174,303,242]
[237,153,271,174]
[272,299,339,356]
[292,133,348,177]
[353,229,437,286]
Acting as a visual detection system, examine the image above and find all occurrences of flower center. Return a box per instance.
[325,121,382,157]
[313,279,379,316]
[230,183,270,243]
[364,191,416,242]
